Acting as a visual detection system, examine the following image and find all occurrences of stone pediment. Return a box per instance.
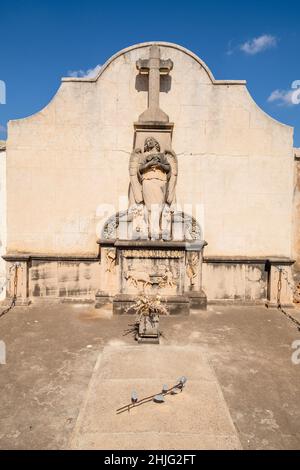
[62,41,247,87]
[8,41,292,141]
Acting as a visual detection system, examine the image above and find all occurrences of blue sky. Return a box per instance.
[0,0,299,146]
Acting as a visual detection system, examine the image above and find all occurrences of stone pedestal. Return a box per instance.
[185,289,207,311]
[2,257,31,306]
[136,314,160,344]
[97,240,207,315]
[265,258,295,307]
[95,290,111,309]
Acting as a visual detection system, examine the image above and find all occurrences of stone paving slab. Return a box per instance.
[70,345,241,450]
[70,432,241,451]
[98,345,216,381]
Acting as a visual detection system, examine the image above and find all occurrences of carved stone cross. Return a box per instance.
[136,45,173,124]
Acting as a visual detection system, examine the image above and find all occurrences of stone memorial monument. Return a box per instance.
[97,45,207,314]
[2,42,298,309]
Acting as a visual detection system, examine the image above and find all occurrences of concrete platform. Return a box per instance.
[70,345,241,449]
[0,301,300,449]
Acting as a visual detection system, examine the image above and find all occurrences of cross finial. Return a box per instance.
[136,45,173,124]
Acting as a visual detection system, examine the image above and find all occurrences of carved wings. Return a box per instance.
[165,149,178,205]
[129,148,143,205]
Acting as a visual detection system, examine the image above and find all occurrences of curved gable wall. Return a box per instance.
[6,42,294,257]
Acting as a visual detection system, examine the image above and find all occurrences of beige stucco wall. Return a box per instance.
[293,149,300,272]
[6,42,294,257]
[0,148,6,300]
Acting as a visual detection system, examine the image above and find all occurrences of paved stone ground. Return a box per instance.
[0,301,299,450]
[70,345,241,450]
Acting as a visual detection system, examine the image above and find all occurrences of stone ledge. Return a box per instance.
[98,239,207,250]
[204,256,295,265]
[208,299,267,306]
[114,294,190,303]
[113,294,190,316]
[3,253,100,262]
[3,252,294,265]
[134,121,174,130]
[265,301,295,309]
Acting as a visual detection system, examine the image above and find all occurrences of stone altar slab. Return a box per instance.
[69,345,242,450]
[96,240,207,314]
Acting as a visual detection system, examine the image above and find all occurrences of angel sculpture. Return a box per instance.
[129,136,178,240]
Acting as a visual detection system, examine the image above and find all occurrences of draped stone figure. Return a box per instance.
[129,137,178,240]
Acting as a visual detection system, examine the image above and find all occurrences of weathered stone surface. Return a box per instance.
[69,345,242,450]
[6,42,294,259]
[203,261,268,303]
[186,289,207,310]
[0,148,6,301]
[113,294,190,316]
[128,137,177,241]
[293,148,300,281]
[3,42,297,305]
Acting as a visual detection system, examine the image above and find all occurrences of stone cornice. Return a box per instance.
[99,239,208,251]
[2,253,99,262]
[204,256,295,265]
[2,252,294,265]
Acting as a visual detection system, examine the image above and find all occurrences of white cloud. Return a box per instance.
[67,64,102,78]
[267,89,296,106]
[226,40,235,56]
[0,80,6,104]
[240,34,277,55]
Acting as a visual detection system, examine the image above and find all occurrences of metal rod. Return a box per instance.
[116,383,182,414]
